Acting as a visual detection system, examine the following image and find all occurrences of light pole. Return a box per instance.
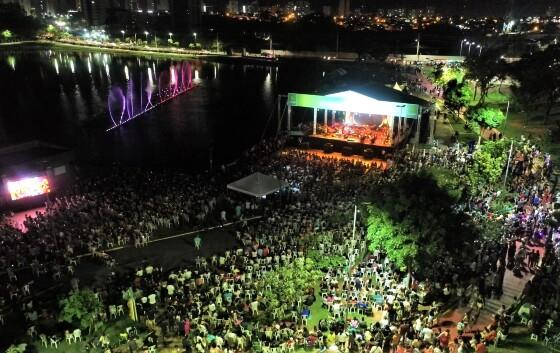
[459,39,467,56]
[503,140,514,188]
[193,32,197,48]
[468,41,475,55]
[352,205,358,239]
[503,100,510,130]
[144,31,149,44]
[168,32,173,43]
[216,32,219,53]
[336,32,340,58]
[120,30,125,41]
[477,44,483,56]
[415,35,420,61]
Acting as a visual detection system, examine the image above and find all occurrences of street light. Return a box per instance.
[459,38,467,56]
[216,32,219,53]
[144,31,149,44]
[415,36,420,61]
[468,41,475,55]
[477,44,483,56]
[193,32,197,47]
[120,30,125,41]
[168,32,173,42]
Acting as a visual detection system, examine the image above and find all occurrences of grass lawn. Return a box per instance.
[300,286,384,353]
[466,85,512,107]
[479,90,511,106]
[488,332,549,353]
[500,110,560,163]
[36,318,142,353]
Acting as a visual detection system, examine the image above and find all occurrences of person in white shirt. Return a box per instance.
[145,265,154,275]
[414,317,423,333]
[166,284,175,296]
[421,326,433,343]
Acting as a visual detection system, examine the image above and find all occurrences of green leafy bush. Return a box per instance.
[468,106,506,128]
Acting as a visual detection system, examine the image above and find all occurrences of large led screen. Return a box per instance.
[6,177,51,201]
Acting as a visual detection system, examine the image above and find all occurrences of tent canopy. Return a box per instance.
[227,172,287,198]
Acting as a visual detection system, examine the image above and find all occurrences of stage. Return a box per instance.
[297,149,388,170]
[282,85,431,158]
[303,135,396,159]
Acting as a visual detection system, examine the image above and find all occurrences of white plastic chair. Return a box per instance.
[73,329,82,342]
[39,334,48,347]
[65,331,73,344]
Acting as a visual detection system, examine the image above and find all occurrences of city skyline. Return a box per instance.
[2,0,559,18]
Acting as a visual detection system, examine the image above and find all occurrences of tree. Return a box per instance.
[59,289,105,334]
[468,106,506,128]
[365,172,475,280]
[443,79,473,118]
[257,258,321,315]
[0,3,40,38]
[1,29,12,40]
[430,64,444,85]
[466,139,510,190]
[511,45,560,123]
[366,208,417,269]
[464,48,504,105]
[307,250,347,272]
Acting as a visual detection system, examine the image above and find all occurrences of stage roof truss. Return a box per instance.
[287,91,421,119]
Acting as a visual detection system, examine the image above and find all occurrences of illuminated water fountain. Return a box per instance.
[107,61,194,131]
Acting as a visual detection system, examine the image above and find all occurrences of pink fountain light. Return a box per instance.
[106,61,195,131]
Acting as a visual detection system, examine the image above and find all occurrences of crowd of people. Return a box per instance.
[0,133,558,353]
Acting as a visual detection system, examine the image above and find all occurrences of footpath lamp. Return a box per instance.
[168,32,173,43]
[193,32,197,47]
[144,31,149,44]
[120,30,125,41]
[477,44,483,56]
[468,41,475,55]
[459,39,467,56]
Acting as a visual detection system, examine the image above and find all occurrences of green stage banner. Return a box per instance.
[287,92,420,118]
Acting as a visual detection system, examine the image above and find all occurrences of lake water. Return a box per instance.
[0,47,399,169]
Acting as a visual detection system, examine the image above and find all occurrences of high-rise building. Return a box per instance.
[81,0,108,25]
[226,0,236,13]
[337,0,349,17]
[157,0,168,11]
[170,0,201,29]
[1,0,32,14]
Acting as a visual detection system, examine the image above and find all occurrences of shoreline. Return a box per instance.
[0,40,284,64]
[0,39,360,64]
[1,39,213,58]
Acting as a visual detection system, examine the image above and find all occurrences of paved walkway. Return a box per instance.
[433,241,544,341]
[476,242,544,324]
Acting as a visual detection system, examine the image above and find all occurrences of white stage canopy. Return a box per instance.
[227,172,287,198]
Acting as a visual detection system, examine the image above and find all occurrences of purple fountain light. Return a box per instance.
[106,61,194,131]
[108,86,126,127]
